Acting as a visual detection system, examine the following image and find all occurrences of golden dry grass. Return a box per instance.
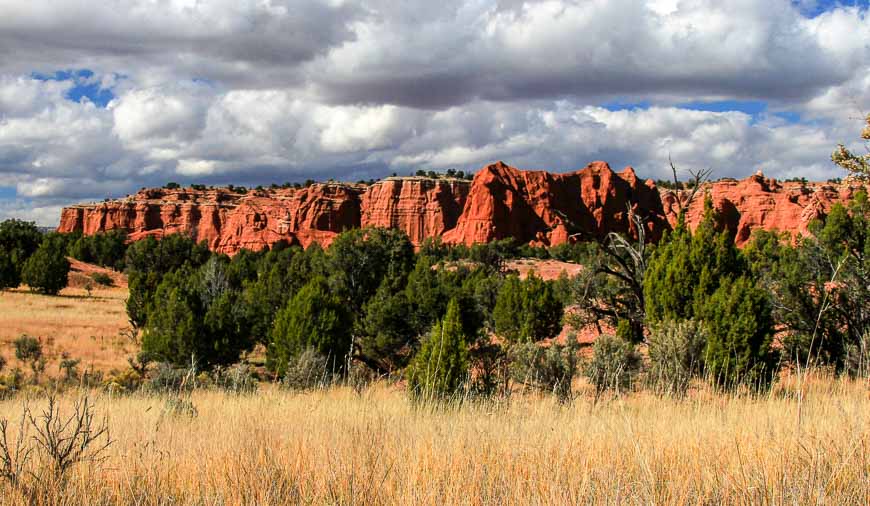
[0,285,131,376]
[0,376,867,505]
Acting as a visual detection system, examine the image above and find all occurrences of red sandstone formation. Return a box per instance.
[360,178,469,243]
[58,179,471,255]
[442,161,668,246]
[660,173,867,246]
[57,162,865,254]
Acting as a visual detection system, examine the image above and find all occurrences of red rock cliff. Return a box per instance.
[57,163,864,254]
[442,161,668,246]
[661,174,867,246]
[58,179,471,254]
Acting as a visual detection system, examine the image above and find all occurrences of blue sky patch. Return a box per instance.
[31,69,116,107]
[601,100,651,112]
[797,0,870,17]
[0,187,16,199]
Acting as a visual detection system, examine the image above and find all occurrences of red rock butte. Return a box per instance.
[57,161,866,255]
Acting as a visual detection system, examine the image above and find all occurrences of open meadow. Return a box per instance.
[0,377,868,505]
[0,261,131,378]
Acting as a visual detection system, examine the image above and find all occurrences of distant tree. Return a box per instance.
[745,193,869,371]
[0,219,43,289]
[141,262,251,369]
[644,198,744,323]
[327,227,414,314]
[164,182,180,189]
[124,234,211,329]
[406,298,469,398]
[268,276,353,376]
[21,236,70,295]
[493,273,563,343]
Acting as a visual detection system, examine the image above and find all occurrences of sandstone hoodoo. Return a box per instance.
[57,162,865,254]
[443,161,669,246]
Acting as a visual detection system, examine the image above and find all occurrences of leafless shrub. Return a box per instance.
[0,394,113,499]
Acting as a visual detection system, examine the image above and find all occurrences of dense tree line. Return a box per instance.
[121,227,565,397]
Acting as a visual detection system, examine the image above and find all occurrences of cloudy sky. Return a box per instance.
[0,0,868,225]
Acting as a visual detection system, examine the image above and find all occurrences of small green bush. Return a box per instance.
[646,319,708,397]
[91,272,114,286]
[584,334,642,400]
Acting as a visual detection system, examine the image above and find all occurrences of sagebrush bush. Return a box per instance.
[146,363,197,394]
[584,334,642,400]
[211,364,258,394]
[509,340,579,402]
[282,348,334,390]
[646,319,709,397]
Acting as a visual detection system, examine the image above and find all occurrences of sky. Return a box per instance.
[0,0,868,225]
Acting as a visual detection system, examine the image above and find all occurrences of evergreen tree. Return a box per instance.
[0,219,43,289]
[21,236,70,295]
[493,273,563,342]
[406,298,469,398]
[141,262,252,368]
[357,281,416,372]
[645,198,745,323]
[141,270,203,366]
[327,227,414,313]
[701,276,777,387]
[269,276,352,376]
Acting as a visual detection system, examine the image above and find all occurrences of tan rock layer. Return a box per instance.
[57,162,865,254]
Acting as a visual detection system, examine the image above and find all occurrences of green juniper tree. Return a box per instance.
[406,298,470,399]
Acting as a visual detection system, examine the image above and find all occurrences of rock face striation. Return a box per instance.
[57,161,865,254]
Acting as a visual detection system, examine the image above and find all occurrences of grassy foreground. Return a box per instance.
[1,377,868,505]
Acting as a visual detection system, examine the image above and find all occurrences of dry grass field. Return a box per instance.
[0,283,131,378]
[0,376,868,505]
[0,263,868,504]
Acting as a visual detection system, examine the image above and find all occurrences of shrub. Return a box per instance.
[584,334,642,400]
[21,240,70,295]
[700,276,777,389]
[211,363,258,394]
[0,355,5,374]
[406,298,469,399]
[269,276,352,376]
[102,368,143,394]
[510,340,579,402]
[91,272,113,286]
[145,362,197,394]
[14,335,42,364]
[646,319,709,397]
[281,348,334,390]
